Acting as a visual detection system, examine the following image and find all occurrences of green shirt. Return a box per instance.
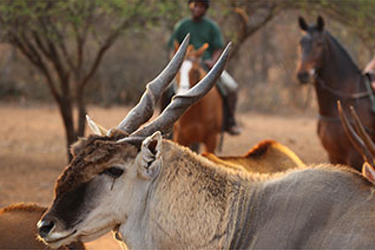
[168,17,224,60]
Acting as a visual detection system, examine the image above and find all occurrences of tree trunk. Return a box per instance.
[76,87,86,138]
[58,91,76,162]
[260,29,270,84]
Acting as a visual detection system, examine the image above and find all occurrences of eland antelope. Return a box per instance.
[37,35,375,250]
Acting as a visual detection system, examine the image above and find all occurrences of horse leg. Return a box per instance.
[204,135,217,153]
[190,143,200,153]
[347,151,364,173]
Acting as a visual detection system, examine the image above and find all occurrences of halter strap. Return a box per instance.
[314,73,375,134]
[314,74,372,99]
[315,73,375,114]
[318,114,342,123]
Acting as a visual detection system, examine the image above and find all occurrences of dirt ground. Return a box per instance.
[0,104,327,249]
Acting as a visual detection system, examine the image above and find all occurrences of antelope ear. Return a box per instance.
[298,16,308,31]
[86,115,108,136]
[138,131,163,179]
[362,162,375,184]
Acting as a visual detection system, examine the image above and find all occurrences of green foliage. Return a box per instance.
[286,0,375,49]
[0,0,172,158]
[0,0,146,42]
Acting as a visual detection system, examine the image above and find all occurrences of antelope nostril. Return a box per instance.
[38,220,55,238]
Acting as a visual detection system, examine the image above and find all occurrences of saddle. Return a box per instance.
[366,70,375,86]
[363,71,375,113]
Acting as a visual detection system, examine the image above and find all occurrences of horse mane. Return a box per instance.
[0,203,47,214]
[324,30,360,72]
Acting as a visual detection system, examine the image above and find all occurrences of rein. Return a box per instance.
[314,73,375,135]
[318,114,342,123]
[314,73,372,99]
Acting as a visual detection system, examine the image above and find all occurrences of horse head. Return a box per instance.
[175,42,209,94]
[297,16,325,84]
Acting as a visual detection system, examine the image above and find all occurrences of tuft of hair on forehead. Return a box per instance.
[70,129,129,157]
[56,134,138,197]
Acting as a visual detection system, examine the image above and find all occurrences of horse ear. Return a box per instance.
[298,16,308,31]
[317,15,324,32]
[195,43,209,58]
[362,162,375,184]
[187,44,194,55]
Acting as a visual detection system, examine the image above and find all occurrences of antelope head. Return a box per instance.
[37,34,232,248]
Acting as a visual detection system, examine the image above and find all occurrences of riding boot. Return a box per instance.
[222,90,241,135]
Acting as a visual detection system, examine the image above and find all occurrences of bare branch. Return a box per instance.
[10,34,61,103]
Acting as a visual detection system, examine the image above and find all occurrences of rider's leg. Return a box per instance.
[217,71,241,135]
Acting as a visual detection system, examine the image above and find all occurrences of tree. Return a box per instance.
[0,0,153,160]
[209,0,375,68]
[310,0,375,50]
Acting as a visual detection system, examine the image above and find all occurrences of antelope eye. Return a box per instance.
[102,167,124,178]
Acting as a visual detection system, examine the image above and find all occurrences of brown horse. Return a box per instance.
[173,43,223,153]
[296,16,375,172]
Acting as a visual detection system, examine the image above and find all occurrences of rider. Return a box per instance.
[164,0,241,135]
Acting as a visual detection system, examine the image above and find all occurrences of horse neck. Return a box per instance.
[315,33,362,117]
